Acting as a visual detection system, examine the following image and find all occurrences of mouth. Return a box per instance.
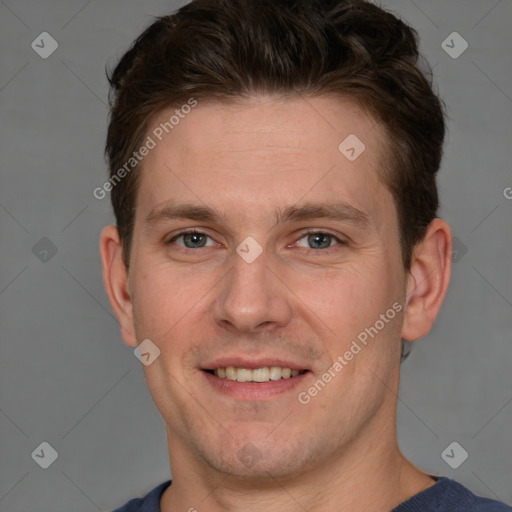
[203,366,308,383]
[201,362,311,400]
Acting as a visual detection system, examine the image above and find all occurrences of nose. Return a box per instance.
[213,245,293,334]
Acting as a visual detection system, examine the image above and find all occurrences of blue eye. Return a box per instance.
[169,231,215,248]
[167,230,344,251]
[296,232,342,250]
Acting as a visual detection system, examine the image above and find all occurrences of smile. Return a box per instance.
[205,366,307,383]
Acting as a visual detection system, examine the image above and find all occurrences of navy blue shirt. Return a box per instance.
[112,477,512,511]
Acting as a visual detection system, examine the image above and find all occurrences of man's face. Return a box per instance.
[126,95,409,478]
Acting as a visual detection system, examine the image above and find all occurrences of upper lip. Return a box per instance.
[202,357,310,371]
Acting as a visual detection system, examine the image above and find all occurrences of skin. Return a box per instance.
[100,95,452,512]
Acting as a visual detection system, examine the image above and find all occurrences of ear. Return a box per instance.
[99,225,138,347]
[401,218,452,341]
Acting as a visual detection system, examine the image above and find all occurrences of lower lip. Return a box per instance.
[201,370,311,400]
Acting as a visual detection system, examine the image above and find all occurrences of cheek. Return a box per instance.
[288,259,402,352]
[301,259,391,315]
[130,258,210,343]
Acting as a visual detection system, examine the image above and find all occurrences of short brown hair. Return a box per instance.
[105,0,445,270]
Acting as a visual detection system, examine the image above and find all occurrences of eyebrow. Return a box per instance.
[144,201,370,229]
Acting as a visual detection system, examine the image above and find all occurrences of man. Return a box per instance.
[100,0,511,510]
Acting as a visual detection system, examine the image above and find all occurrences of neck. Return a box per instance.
[161,417,435,512]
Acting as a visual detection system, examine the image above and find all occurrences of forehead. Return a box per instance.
[135,95,392,225]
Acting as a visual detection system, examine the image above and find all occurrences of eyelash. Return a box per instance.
[166,229,346,252]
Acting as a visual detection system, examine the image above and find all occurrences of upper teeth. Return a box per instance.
[214,366,303,382]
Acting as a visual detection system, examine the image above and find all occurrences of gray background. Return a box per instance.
[0,0,511,510]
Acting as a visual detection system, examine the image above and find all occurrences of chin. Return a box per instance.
[200,434,316,480]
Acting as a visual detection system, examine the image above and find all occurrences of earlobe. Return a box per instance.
[99,225,138,347]
[401,218,452,342]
